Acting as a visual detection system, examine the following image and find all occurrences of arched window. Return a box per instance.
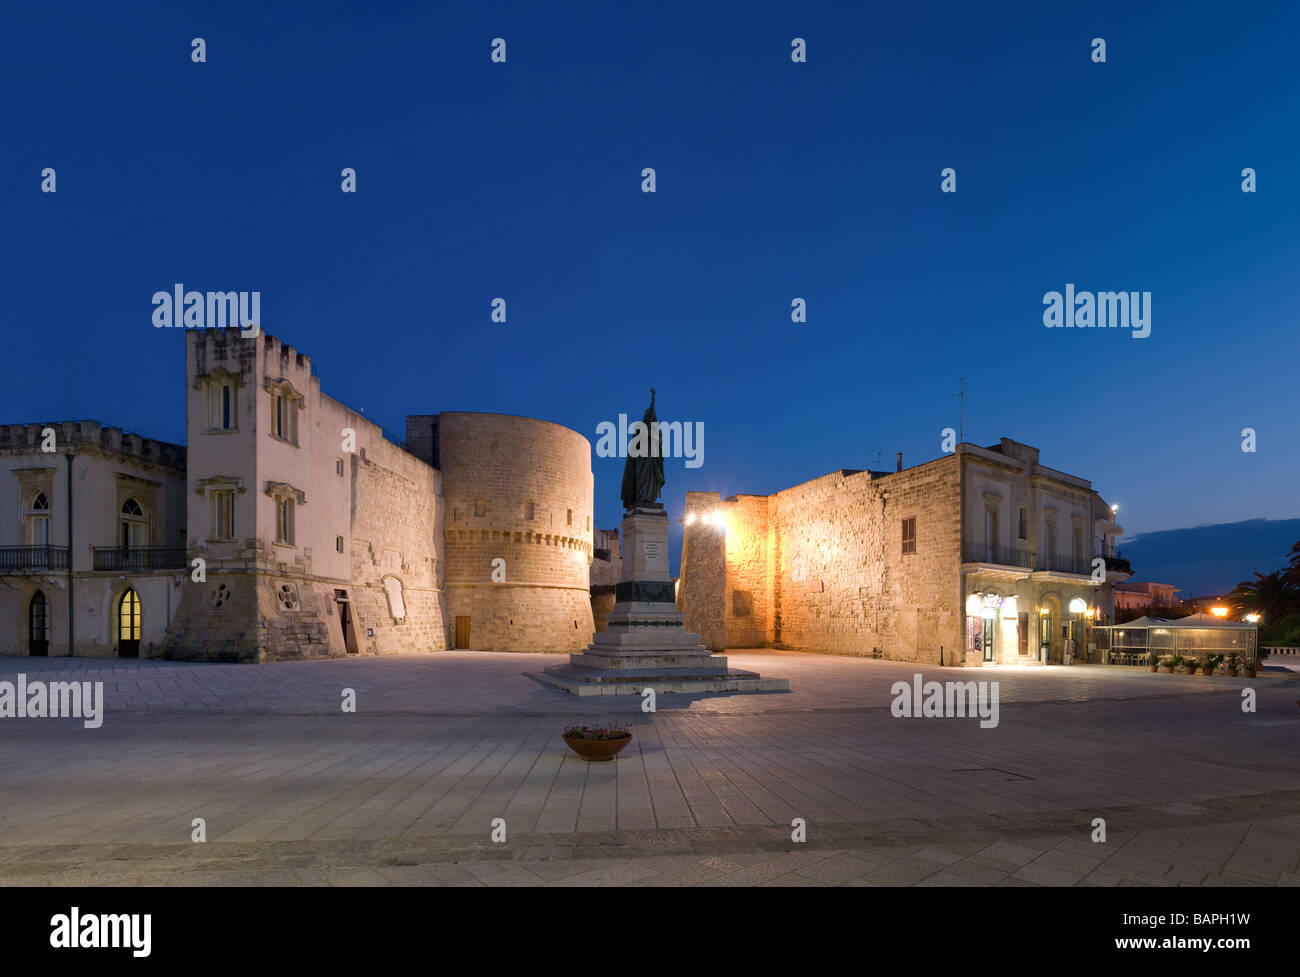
[27,492,50,546]
[118,588,141,657]
[29,591,50,656]
[120,497,147,548]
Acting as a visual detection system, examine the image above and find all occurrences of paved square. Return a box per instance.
[1,651,1297,886]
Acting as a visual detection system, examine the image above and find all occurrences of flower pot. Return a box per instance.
[1148,665,1159,673]
[1162,666,1174,673]
[1243,668,1256,678]
[1180,665,1196,674]
[1227,669,1239,677]
[562,733,632,762]
[1199,667,1213,676]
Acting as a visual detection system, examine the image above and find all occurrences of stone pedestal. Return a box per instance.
[531,505,789,696]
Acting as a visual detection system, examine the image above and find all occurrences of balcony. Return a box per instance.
[962,543,1031,568]
[93,546,188,572]
[1104,555,1132,575]
[1036,553,1093,576]
[0,545,70,571]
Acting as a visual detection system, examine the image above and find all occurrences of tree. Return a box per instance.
[1230,570,1300,624]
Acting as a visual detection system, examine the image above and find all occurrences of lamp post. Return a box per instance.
[65,451,74,657]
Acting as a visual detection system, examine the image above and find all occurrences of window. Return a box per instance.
[1046,521,1057,564]
[1018,506,1027,541]
[276,498,295,544]
[206,376,239,431]
[524,501,534,520]
[586,516,590,531]
[567,509,573,526]
[336,536,344,553]
[985,510,998,556]
[120,497,147,548]
[474,499,486,517]
[265,380,302,445]
[27,492,50,547]
[1073,527,1083,561]
[213,491,235,539]
[336,459,344,476]
[901,517,917,555]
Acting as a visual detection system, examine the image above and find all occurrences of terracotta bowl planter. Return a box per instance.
[1162,665,1175,673]
[1148,665,1159,673]
[1180,665,1196,674]
[1243,668,1257,678]
[1227,669,1239,677]
[563,733,632,762]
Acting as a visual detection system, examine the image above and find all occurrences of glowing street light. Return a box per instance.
[1244,613,1260,624]
[1209,606,1229,618]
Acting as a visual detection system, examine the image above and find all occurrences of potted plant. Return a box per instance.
[1243,659,1257,678]
[1160,654,1180,674]
[562,723,632,762]
[1180,656,1197,675]
[1226,653,1240,677]
[1147,651,1160,673]
[1200,654,1222,676]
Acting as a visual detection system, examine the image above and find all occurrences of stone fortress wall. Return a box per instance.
[681,455,963,664]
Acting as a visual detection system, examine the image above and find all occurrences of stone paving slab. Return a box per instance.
[0,650,1297,885]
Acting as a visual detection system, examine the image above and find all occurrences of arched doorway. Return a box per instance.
[118,588,141,658]
[29,591,50,656]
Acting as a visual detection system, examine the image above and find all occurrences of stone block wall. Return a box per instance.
[435,412,595,652]
[681,456,964,664]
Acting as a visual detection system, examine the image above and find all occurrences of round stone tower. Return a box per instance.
[437,412,594,651]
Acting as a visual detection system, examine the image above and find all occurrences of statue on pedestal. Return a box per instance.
[620,388,665,511]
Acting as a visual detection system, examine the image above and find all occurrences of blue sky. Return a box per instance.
[4,1,1298,571]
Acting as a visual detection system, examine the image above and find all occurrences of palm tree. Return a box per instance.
[1287,540,1300,588]
[1230,570,1300,623]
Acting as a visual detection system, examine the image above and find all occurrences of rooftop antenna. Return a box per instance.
[954,377,966,445]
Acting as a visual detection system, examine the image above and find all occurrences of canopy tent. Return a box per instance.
[1092,614,1258,665]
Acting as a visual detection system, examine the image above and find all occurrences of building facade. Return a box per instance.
[679,439,1132,666]
[1,328,596,660]
[1114,581,1181,612]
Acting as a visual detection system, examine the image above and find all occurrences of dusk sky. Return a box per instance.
[4,1,1298,570]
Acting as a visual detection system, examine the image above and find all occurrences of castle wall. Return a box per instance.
[682,457,963,664]
[165,330,445,661]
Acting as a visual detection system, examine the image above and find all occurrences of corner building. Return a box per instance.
[679,439,1132,666]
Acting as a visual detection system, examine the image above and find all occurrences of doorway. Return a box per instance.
[980,617,995,662]
[334,589,359,654]
[118,588,141,657]
[29,591,49,656]
[455,616,471,650]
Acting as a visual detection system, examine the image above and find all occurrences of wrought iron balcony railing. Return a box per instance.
[0,545,70,571]
[961,543,1032,568]
[1036,553,1094,576]
[92,546,188,572]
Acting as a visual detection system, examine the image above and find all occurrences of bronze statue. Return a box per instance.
[620,388,665,510]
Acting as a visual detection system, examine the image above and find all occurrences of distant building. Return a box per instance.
[589,527,622,631]
[680,438,1132,666]
[1114,581,1181,611]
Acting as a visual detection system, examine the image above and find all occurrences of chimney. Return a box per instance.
[896,452,902,473]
